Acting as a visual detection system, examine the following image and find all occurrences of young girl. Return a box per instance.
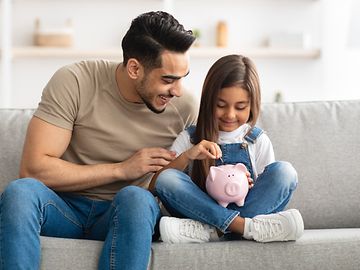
[150,54,304,243]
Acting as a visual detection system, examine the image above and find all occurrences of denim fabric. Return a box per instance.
[155,127,298,233]
[215,143,254,177]
[0,178,161,270]
[187,125,264,178]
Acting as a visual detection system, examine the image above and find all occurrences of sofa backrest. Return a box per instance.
[0,100,359,230]
[257,100,360,229]
[0,109,34,192]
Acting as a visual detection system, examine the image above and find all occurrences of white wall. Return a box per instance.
[321,0,360,101]
[1,0,360,108]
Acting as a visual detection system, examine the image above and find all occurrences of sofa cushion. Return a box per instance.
[149,229,360,270]
[258,100,360,229]
[39,230,360,270]
[40,236,102,269]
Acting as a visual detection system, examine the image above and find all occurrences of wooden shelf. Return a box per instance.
[0,46,321,59]
[190,47,321,59]
[10,47,122,58]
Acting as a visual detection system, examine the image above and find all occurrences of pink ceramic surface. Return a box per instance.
[206,163,249,207]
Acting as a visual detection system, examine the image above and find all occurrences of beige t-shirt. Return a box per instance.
[34,60,197,200]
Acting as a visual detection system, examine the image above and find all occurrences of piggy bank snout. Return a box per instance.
[224,182,241,196]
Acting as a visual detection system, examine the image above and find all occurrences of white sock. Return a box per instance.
[242,217,253,240]
[209,227,220,241]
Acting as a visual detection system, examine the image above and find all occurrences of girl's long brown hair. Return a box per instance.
[191,54,261,191]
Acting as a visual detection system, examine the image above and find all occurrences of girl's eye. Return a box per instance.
[217,103,226,108]
[236,104,249,110]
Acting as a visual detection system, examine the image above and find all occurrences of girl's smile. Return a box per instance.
[216,86,251,132]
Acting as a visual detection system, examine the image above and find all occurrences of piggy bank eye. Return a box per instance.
[232,174,234,176]
[227,175,230,177]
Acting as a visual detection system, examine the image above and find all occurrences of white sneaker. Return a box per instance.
[243,209,304,243]
[159,217,219,244]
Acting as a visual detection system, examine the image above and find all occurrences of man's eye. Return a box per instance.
[162,79,173,84]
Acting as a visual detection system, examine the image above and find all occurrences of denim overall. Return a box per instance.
[186,125,263,178]
[155,125,298,233]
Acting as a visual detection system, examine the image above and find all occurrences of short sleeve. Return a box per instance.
[254,133,275,174]
[34,65,80,130]
[170,130,193,156]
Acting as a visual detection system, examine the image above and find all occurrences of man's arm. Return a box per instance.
[148,140,221,192]
[148,152,190,192]
[20,117,176,192]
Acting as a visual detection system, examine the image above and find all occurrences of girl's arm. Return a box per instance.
[254,133,275,176]
[148,140,222,192]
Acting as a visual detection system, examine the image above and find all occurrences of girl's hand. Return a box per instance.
[246,170,254,189]
[184,140,222,161]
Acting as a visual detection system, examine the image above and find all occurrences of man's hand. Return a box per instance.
[118,148,176,180]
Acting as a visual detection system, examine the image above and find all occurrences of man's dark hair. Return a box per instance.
[121,11,195,70]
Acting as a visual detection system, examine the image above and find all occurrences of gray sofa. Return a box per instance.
[1,100,360,269]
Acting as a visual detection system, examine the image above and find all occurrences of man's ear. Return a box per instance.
[126,58,143,79]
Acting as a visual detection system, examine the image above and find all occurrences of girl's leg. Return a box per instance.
[223,161,303,242]
[228,161,298,217]
[155,162,304,243]
[155,168,239,233]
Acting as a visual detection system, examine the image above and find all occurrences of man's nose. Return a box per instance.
[169,80,183,97]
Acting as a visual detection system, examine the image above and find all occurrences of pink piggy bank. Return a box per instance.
[206,163,249,207]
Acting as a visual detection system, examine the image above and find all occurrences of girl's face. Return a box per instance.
[215,86,251,132]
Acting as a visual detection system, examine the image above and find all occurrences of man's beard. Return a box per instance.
[142,96,165,114]
[137,80,166,114]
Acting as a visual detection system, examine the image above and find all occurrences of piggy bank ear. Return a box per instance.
[209,166,222,181]
[235,163,247,173]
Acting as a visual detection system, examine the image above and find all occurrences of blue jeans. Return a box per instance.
[0,178,161,270]
[155,161,298,233]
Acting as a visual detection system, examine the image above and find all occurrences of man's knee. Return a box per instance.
[112,186,160,223]
[113,186,158,209]
[2,178,45,202]
[1,178,46,224]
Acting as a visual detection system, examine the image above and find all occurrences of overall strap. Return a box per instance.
[186,125,197,141]
[244,126,263,144]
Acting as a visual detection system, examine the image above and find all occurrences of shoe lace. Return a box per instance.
[252,218,284,241]
[179,220,212,241]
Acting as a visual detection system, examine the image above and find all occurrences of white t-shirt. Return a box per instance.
[170,124,275,180]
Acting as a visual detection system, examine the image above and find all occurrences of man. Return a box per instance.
[0,11,196,270]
